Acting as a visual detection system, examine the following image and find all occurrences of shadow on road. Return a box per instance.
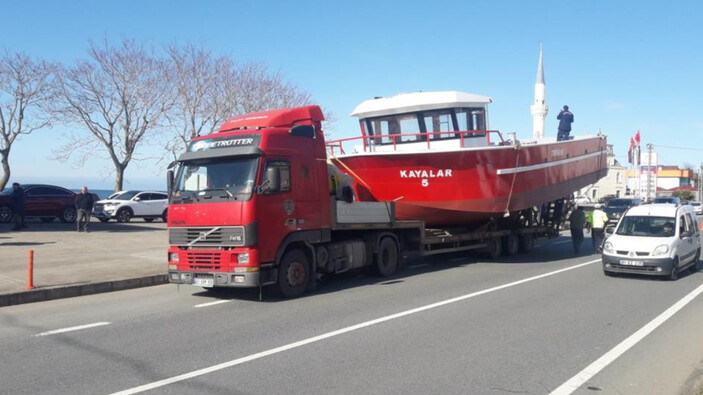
[0,241,56,247]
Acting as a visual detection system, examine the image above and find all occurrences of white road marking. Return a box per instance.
[194,300,231,308]
[35,322,111,337]
[550,281,703,395]
[111,259,600,395]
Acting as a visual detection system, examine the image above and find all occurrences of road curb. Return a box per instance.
[679,358,703,395]
[0,274,168,307]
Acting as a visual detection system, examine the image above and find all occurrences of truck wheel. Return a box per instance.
[375,237,399,277]
[502,234,519,256]
[0,206,13,223]
[116,208,132,223]
[518,234,534,253]
[486,237,502,259]
[59,207,77,223]
[276,249,310,298]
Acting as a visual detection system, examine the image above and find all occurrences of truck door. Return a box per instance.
[257,159,294,263]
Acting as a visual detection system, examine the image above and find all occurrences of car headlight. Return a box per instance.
[603,241,614,254]
[652,245,669,256]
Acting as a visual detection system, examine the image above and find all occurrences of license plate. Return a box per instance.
[620,260,644,266]
[193,278,214,287]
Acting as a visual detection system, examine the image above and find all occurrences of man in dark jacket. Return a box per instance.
[75,186,95,232]
[10,182,26,231]
[568,205,586,253]
[557,105,574,141]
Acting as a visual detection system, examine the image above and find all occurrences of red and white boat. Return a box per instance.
[326,91,608,227]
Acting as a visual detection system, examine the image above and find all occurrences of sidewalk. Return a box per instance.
[0,219,168,307]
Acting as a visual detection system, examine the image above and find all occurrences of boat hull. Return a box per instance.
[332,137,608,226]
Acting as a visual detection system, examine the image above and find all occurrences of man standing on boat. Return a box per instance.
[557,105,574,141]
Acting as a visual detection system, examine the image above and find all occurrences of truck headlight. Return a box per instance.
[237,253,250,264]
[603,242,614,254]
[652,245,669,256]
[169,252,179,262]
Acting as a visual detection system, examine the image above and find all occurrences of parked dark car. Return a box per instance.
[603,197,642,226]
[652,196,681,206]
[0,184,82,223]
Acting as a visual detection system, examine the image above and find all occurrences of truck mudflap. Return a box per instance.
[168,267,276,288]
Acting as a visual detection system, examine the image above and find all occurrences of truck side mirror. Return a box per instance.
[259,167,281,194]
[166,169,174,195]
[289,124,315,138]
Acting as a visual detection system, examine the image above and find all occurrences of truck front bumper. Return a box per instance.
[602,254,675,277]
[168,268,275,288]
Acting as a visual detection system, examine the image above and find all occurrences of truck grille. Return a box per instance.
[169,226,245,247]
[187,251,222,271]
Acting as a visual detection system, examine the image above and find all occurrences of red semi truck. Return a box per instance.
[166,105,562,297]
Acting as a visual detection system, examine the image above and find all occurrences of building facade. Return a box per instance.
[577,144,627,201]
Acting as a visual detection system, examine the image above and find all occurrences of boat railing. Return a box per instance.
[326,130,505,156]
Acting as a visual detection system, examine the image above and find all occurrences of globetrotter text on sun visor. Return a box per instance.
[189,135,261,152]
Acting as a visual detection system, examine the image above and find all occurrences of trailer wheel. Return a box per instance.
[375,237,399,277]
[486,237,502,259]
[518,234,534,253]
[276,249,310,298]
[502,234,519,256]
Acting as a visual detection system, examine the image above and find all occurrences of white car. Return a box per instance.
[690,201,703,215]
[602,204,700,280]
[574,195,591,205]
[92,190,168,223]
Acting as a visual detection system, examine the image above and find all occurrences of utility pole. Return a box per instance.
[699,162,703,201]
[646,143,653,202]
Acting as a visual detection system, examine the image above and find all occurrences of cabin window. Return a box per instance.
[421,110,454,140]
[455,108,486,131]
[367,115,422,144]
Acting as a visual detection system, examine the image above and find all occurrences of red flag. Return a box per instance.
[634,130,641,145]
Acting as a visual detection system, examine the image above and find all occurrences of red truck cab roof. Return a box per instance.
[218,105,324,132]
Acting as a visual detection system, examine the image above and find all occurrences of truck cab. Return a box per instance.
[166,106,331,295]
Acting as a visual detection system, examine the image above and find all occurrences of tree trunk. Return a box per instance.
[0,151,10,191]
[114,166,125,192]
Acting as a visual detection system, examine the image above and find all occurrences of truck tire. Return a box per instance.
[374,237,399,277]
[0,206,12,223]
[502,234,519,256]
[116,208,132,223]
[486,237,502,259]
[59,207,77,223]
[276,249,310,298]
[518,234,534,253]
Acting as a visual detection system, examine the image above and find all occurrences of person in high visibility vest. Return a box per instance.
[591,204,609,253]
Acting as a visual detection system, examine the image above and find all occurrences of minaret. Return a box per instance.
[530,43,548,139]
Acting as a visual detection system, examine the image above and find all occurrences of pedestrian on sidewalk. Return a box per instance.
[591,203,609,253]
[10,182,26,231]
[75,186,95,232]
[557,105,574,141]
[569,205,586,253]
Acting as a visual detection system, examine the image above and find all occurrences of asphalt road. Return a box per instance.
[1,238,702,395]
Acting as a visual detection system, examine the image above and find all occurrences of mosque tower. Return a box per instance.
[530,43,548,139]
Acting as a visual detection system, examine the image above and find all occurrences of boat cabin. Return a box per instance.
[349,91,497,153]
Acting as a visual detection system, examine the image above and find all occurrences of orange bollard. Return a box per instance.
[26,250,34,290]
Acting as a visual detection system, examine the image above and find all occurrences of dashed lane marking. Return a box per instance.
[194,300,231,308]
[35,322,111,337]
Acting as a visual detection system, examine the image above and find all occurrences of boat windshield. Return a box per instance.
[616,216,676,237]
[363,107,487,145]
[173,157,259,202]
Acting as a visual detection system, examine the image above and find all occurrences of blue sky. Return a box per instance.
[1,0,702,190]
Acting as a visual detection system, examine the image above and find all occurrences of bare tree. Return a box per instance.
[0,52,57,190]
[164,47,314,160]
[55,39,173,191]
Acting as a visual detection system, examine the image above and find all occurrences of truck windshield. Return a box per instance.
[616,216,675,237]
[173,157,258,202]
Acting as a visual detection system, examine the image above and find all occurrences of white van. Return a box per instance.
[602,204,701,280]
